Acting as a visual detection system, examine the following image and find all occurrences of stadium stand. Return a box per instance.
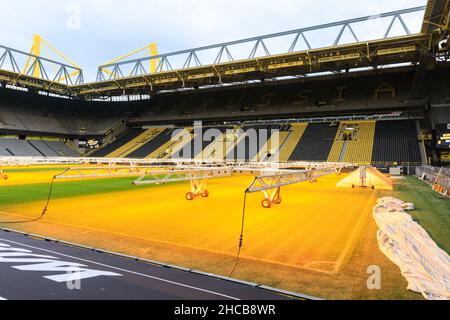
[28,140,60,157]
[106,128,166,158]
[253,124,290,162]
[148,128,194,159]
[45,141,80,157]
[227,125,278,161]
[126,128,176,159]
[181,127,218,160]
[128,70,419,124]
[0,66,445,165]
[0,138,44,157]
[0,137,80,157]
[372,120,422,166]
[289,123,338,161]
[91,128,145,157]
[278,123,308,162]
[76,119,425,165]
[162,128,195,159]
[328,121,376,165]
[0,87,136,137]
[194,126,234,161]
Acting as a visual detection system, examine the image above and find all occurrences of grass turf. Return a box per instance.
[2,167,71,173]
[0,176,169,206]
[379,176,450,254]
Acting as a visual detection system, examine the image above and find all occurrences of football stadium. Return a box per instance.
[0,0,449,303]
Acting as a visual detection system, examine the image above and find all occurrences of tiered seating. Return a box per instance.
[107,128,165,158]
[328,121,376,165]
[126,128,176,159]
[12,107,67,133]
[56,113,124,135]
[147,129,191,159]
[252,124,292,162]
[81,119,423,166]
[0,138,43,157]
[278,123,308,162]
[28,140,60,157]
[372,120,422,165]
[289,123,338,161]
[0,104,123,136]
[45,141,79,157]
[0,107,29,130]
[226,125,280,161]
[0,138,80,157]
[90,128,145,157]
[177,127,224,160]
[160,128,198,159]
[343,121,375,164]
[0,87,131,136]
[195,126,233,161]
[327,137,344,162]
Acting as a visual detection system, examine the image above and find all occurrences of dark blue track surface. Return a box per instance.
[0,229,294,300]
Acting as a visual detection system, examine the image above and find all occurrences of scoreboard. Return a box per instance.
[437,125,450,149]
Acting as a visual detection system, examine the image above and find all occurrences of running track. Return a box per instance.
[0,229,312,300]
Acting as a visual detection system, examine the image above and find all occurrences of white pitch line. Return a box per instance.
[0,237,240,300]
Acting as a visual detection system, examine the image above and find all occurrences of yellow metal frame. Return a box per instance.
[23,34,81,82]
[100,43,158,78]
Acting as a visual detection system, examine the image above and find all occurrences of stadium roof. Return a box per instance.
[0,0,448,98]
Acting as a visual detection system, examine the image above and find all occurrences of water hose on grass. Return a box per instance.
[0,168,70,224]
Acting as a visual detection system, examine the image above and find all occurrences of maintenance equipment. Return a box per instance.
[247,166,342,208]
[133,168,233,201]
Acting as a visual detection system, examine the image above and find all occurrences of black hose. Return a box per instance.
[228,188,249,278]
[0,168,70,224]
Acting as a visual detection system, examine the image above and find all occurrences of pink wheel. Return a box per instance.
[2,174,8,180]
[202,190,209,198]
[274,197,282,205]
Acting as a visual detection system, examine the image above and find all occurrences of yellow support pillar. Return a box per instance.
[149,43,158,73]
[31,35,42,78]
[23,34,42,78]
[23,34,81,83]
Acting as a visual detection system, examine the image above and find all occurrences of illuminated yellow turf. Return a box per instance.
[0,172,376,274]
[1,169,68,186]
[1,165,146,186]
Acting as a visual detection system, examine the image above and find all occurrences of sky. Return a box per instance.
[0,0,427,81]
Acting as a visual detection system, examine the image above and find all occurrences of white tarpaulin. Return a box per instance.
[373,197,450,300]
